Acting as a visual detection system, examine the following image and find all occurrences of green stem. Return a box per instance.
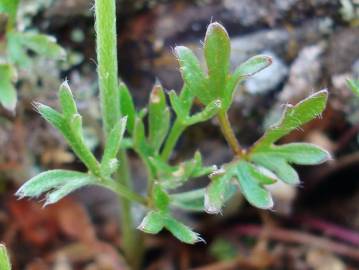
[95,0,119,136]
[117,152,144,270]
[160,118,186,161]
[94,0,143,268]
[217,111,242,155]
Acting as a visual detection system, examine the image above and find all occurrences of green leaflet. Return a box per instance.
[255,143,331,165]
[251,154,299,185]
[170,188,206,212]
[235,161,273,209]
[0,64,17,111]
[15,32,66,60]
[100,117,127,176]
[16,170,97,206]
[152,185,170,211]
[205,168,234,214]
[187,99,222,125]
[204,22,231,99]
[348,79,359,97]
[59,81,78,120]
[252,90,328,150]
[137,211,164,234]
[7,32,31,67]
[175,46,211,105]
[0,244,11,270]
[138,211,203,244]
[119,82,136,133]
[148,85,170,152]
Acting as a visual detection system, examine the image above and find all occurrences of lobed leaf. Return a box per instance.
[16,170,97,205]
[251,90,328,151]
[251,154,299,185]
[0,64,17,111]
[235,161,273,209]
[0,244,11,270]
[148,85,170,152]
[255,143,331,165]
[204,22,231,98]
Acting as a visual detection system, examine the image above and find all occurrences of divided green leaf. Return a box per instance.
[16,170,97,206]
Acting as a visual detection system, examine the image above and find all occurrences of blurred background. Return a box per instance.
[1,0,359,269]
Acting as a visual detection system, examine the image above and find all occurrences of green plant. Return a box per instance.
[0,0,65,111]
[15,0,330,268]
[0,244,11,270]
[348,79,359,96]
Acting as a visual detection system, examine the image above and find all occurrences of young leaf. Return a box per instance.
[163,216,203,244]
[0,64,17,111]
[16,170,97,205]
[204,22,230,98]
[256,143,331,165]
[0,244,11,270]
[175,46,211,105]
[251,154,299,185]
[251,90,328,151]
[148,85,170,152]
[168,90,185,118]
[100,117,127,176]
[137,211,164,234]
[119,82,136,133]
[16,32,66,60]
[59,81,78,120]
[235,161,273,209]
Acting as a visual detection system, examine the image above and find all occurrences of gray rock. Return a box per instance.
[279,43,326,102]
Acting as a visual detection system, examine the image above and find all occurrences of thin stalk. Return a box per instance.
[160,119,186,161]
[118,151,144,270]
[94,0,143,268]
[217,111,242,155]
[95,0,119,136]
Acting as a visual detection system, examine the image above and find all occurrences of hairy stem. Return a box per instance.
[95,0,143,268]
[160,118,186,161]
[95,0,119,136]
[217,111,242,155]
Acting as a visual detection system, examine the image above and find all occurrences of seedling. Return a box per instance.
[16,0,330,268]
[0,0,65,111]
